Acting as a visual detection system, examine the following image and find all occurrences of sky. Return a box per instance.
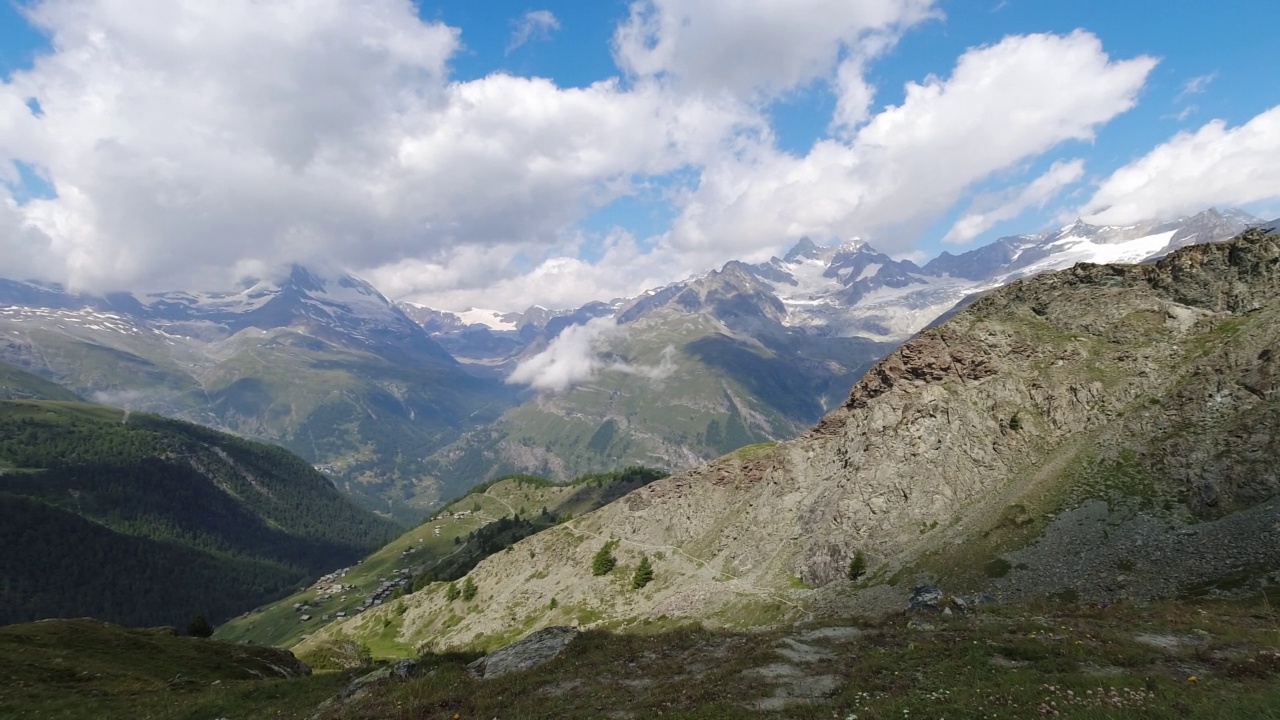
[0,0,1278,313]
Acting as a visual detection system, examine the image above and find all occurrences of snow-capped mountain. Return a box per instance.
[0,207,1266,512]
[0,266,513,521]
[141,265,455,361]
[0,265,445,355]
[399,299,620,368]
[405,209,1261,354]
[625,208,1262,342]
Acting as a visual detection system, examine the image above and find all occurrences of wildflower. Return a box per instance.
[1187,676,1198,683]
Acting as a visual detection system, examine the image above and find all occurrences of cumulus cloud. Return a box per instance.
[0,0,753,293]
[1079,106,1280,226]
[656,31,1156,263]
[0,2,1180,313]
[508,10,561,53]
[508,317,621,392]
[613,0,938,99]
[507,317,676,393]
[943,158,1085,243]
[364,229,679,312]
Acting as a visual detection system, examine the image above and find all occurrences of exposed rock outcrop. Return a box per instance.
[300,229,1280,654]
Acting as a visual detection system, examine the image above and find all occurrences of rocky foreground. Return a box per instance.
[311,598,1280,719]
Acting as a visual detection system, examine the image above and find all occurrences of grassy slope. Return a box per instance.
[0,361,81,401]
[218,470,664,651]
[0,619,349,720]
[9,601,1280,719]
[319,598,1280,720]
[0,400,399,627]
[201,329,514,521]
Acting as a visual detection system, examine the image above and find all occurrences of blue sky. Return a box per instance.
[0,0,1277,310]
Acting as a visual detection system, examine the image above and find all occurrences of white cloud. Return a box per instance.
[1080,106,1280,226]
[943,158,1085,243]
[0,0,754,293]
[616,344,677,382]
[365,229,679,312]
[508,317,621,393]
[613,0,938,99]
[507,317,677,393]
[1176,72,1217,101]
[0,3,1179,314]
[657,31,1156,262]
[508,10,561,53]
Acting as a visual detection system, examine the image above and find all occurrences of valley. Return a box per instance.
[0,388,399,628]
[4,226,1280,719]
[4,3,1280,717]
[0,211,1255,522]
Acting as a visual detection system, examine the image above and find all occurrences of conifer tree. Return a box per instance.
[847,551,867,581]
[632,555,654,589]
[591,540,617,576]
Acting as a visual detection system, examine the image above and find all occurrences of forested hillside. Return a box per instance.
[0,401,399,628]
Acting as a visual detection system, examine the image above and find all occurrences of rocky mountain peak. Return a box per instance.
[282,264,328,294]
[783,237,823,263]
[1162,207,1259,252]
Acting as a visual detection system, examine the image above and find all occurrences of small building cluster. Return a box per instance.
[357,571,412,612]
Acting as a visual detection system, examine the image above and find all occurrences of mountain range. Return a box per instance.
[0,208,1266,518]
[411,208,1263,487]
[299,224,1280,653]
[0,267,514,521]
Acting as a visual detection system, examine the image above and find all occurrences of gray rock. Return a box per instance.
[391,658,419,680]
[908,585,943,613]
[311,659,422,719]
[467,626,579,680]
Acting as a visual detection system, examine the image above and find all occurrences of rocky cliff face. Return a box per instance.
[301,229,1280,653]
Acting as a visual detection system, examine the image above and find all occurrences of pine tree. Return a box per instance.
[445,582,461,601]
[631,555,654,589]
[591,540,617,576]
[186,615,213,638]
[847,551,867,581]
[461,577,478,601]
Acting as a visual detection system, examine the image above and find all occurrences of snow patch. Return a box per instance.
[457,308,518,331]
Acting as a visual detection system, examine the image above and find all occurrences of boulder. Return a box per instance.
[907,585,943,613]
[466,626,579,680]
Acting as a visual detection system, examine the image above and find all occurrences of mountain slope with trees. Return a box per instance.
[0,400,399,628]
